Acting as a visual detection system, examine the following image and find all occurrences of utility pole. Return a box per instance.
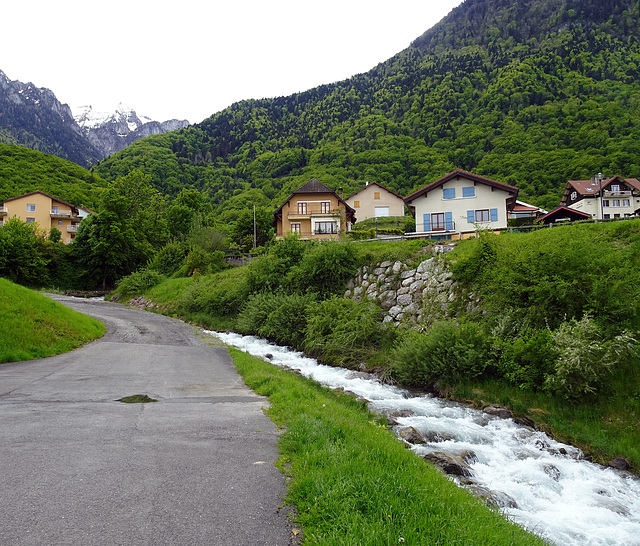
[253,205,257,251]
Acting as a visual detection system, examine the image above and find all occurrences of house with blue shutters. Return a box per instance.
[404,170,518,239]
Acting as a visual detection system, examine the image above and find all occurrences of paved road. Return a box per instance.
[0,296,292,545]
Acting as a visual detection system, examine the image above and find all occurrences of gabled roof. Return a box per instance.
[1,190,78,210]
[535,206,591,224]
[346,181,404,201]
[563,176,640,197]
[273,179,356,222]
[404,169,518,205]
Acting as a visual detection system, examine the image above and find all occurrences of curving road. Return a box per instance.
[0,295,292,545]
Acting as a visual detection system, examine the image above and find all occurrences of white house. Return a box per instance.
[404,169,518,239]
[560,175,640,220]
[345,181,406,222]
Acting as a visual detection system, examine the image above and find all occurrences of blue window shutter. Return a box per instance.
[445,212,453,230]
[463,186,475,197]
[443,188,455,199]
[423,213,431,232]
[490,208,498,222]
[467,210,475,223]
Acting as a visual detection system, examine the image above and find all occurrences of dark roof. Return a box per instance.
[346,181,404,201]
[404,169,518,205]
[561,176,640,202]
[273,179,356,223]
[1,190,78,210]
[535,206,591,224]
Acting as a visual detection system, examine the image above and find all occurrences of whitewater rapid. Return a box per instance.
[208,330,640,546]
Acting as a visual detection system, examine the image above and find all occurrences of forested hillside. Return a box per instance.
[0,143,105,207]
[93,0,640,213]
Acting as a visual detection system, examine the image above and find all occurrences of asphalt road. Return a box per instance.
[0,295,293,545]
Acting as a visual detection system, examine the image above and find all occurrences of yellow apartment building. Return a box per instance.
[0,191,84,244]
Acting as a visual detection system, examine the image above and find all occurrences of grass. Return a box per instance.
[452,375,640,470]
[229,348,544,545]
[0,278,106,363]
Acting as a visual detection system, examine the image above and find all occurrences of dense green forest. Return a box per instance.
[0,143,105,207]
[92,0,640,213]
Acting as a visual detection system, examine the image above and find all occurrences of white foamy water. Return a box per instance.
[208,331,640,546]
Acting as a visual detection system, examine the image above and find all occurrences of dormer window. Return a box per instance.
[570,191,577,201]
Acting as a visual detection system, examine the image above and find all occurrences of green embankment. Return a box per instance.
[0,279,105,363]
[230,348,543,545]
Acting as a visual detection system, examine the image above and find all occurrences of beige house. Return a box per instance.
[0,190,84,244]
[404,169,518,240]
[345,181,405,222]
[560,175,640,220]
[273,179,356,239]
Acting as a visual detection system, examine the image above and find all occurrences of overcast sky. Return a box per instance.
[2,0,462,124]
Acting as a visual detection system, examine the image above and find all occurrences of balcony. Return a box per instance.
[603,190,632,198]
[67,224,79,233]
[287,206,341,220]
[0,206,7,215]
[51,208,80,219]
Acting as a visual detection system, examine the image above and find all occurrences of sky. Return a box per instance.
[2,0,463,125]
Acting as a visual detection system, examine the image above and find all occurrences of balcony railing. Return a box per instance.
[67,224,79,233]
[287,207,341,217]
[603,190,632,198]
[50,209,77,218]
[0,206,7,215]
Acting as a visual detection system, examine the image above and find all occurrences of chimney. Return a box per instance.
[338,187,343,198]
[365,181,369,186]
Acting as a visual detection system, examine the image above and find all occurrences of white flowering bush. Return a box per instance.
[544,315,637,400]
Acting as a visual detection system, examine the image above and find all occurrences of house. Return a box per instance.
[404,169,518,239]
[345,181,405,222]
[508,200,547,220]
[0,190,84,244]
[560,175,640,220]
[273,179,356,239]
[535,206,592,225]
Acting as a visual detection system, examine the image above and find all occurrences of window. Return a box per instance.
[374,206,390,217]
[290,223,301,233]
[58,220,62,226]
[353,200,360,208]
[315,221,338,234]
[374,192,381,200]
[321,201,331,213]
[467,208,498,223]
[623,199,630,207]
[570,191,577,201]
[431,213,445,230]
[26,217,35,223]
[27,203,36,212]
[604,214,611,219]
[611,184,620,192]
[462,186,475,198]
[612,200,621,207]
[52,206,59,214]
[614,214,621,218]
[442,188,455,200]
[475,209,490,222]
[602,200,610,207]
[297,202,307,214]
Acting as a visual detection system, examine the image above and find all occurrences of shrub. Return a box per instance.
[495,328,555,390]
[544,315,637,401]
[148,242,187,276]
[259,293,316,349]
[304,297,389,368]
[392,321,491,387]
[112,269,164,299]
[288,241,359,298]
[246,235,306,293]
[179,268,250,318]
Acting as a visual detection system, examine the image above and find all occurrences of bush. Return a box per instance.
[148,242,187,276]
[259,293,316,348]
[303,297,390,368]
[288,241,360,298]
[112,269,164,299]
[495,328,555,390]
[544,315,637,401]
[392,321,491,387]
[246,235,306,293]
[179,268,250,318]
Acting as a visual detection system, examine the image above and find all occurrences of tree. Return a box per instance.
[0,218,49,286]
[232,207,274,250]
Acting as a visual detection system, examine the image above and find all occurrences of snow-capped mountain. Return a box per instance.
[0,68,189,165]
[73,103,189,158]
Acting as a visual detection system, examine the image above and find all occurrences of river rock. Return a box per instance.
[608,456,631,471]
[469,485,518,509]
[397,426,426,444]
[483,405,513,419]
[424,451,474,477]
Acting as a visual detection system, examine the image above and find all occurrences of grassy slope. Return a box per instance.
[230,348,543,545]
[0,279,105,363]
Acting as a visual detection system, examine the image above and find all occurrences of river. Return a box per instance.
[208,330,640,546]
